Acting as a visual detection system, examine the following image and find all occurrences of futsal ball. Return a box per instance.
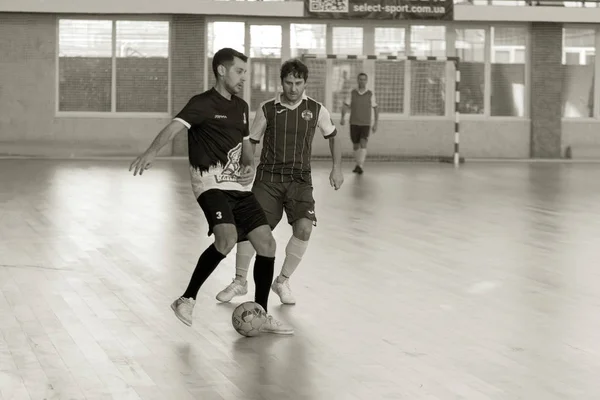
[232,301,267,337]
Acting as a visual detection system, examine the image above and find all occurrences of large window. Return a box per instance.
[410,26,446,116]
[58,19,169,114]
[332,27,363,55]
[332,27,363,112]
[202,20,531,120]
[250,25,282,111]
[207,21,245,97]
[562,28,595,118]
[456,29,485,115]
[207,21,245,56]
[59,20,112,112]
[291,24,327,103]
[491,26,526,117]
[374,28,406,113]
[290,24,326,58]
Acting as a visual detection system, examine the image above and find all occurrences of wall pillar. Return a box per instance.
[530,22,563,158]
[170,15,206,156]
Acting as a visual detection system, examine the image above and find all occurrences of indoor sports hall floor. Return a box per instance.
[0,158,599,400]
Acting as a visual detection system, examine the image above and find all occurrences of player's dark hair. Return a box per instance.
[280,58,309,82]
[358,72,368,79]
[212,48,248,79]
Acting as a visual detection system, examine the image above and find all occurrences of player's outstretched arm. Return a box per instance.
[129,120,185,176]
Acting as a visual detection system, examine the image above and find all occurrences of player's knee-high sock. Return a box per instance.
[182,244,226,299]
[277,235,308,282]
[235,240,255,284]
[253,255,275,313]
[354,148,361,165]
[358,148,367,167]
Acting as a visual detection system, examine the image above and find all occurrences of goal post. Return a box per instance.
[300,54,463,166]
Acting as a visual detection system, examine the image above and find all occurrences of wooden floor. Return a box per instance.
[1,159,599,400]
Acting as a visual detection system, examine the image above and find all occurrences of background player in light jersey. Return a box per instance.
[216,58,343,305]
[340,72,379,174]
[129,48,293,335]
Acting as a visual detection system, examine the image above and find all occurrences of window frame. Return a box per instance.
[452,26,488,118]
[55,15,172,118]
[204,17,533,121]
[203,18,248,104]
[486,24,530,119]
[290,22,328,58]
[561,24,600,120]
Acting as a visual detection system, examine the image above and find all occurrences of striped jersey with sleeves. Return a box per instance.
[249,93,337,184]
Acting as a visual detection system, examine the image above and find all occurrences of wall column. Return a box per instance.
[530,22,563,158]
[170,15,206,156]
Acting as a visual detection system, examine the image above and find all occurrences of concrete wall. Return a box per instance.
[0,13,207,158]
[4,0,600,23]
[563,121,600,159]
[0,13,172,157]
[308,118,530,159]
[0,12,598,160]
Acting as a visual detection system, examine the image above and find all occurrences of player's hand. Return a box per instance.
[130,150,156,176]
[340,119,345,126]
[372,123,378,133]
[238,165,255,187]
[329,167,344,190]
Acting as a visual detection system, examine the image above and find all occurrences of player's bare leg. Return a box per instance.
[272,217,312,305]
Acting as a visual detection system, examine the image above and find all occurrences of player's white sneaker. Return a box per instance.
[271,278,296,305]
[216,279,248,303]
[171,297,195,326]
[260,315,294,335]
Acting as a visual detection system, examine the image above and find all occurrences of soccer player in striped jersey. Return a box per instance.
[216,58,344,305]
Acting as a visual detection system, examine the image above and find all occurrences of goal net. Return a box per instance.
[300,54,462,165]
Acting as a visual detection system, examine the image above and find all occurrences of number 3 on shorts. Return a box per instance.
[215,211,222,220]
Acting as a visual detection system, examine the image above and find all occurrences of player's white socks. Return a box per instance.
[354,149,361,165]
[235,240,255,284]
[237,236,308,284]
[358,148,367,167]
[277,235,309,282]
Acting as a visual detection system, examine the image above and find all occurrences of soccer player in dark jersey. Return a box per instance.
[216,58,343,305]
[129,48,293,335]
[340,72,379,174]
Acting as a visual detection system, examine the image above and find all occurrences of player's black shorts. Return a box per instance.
[197,189,269,241]
[350,124,371,144]
[252,179,317,229]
